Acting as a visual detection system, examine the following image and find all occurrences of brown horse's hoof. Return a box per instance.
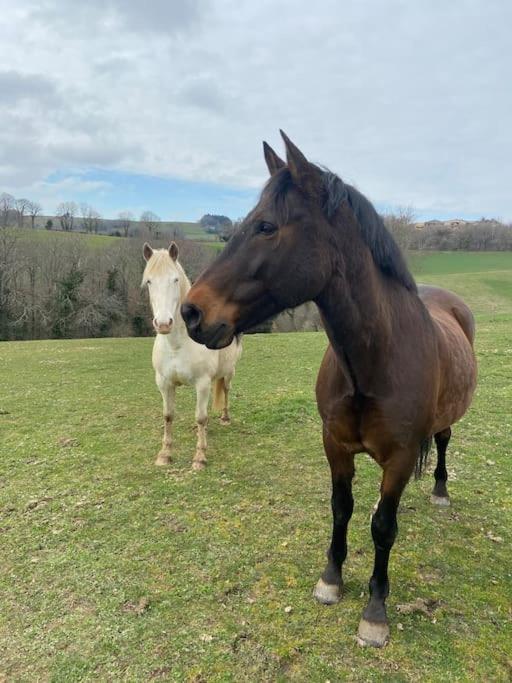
[357,619,390,648]
[192,460,206,471]
[155,452,171,466]
[431,494,451,507]
[313,578,341,605]
[219,416,231,426]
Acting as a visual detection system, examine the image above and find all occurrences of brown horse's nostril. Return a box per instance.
[181,302,202,330]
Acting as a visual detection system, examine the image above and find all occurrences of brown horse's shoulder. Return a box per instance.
[316,345,355,403]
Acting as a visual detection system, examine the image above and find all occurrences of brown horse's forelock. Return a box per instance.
[261,166,417,293]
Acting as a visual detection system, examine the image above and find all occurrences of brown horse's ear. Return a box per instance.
[143,242,153,261]
[263,141,285,176]
[279,130,320,194]
[168,241,179,261]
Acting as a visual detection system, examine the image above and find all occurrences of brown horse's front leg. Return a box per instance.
[313,429,355,605]
[357,455,414,647]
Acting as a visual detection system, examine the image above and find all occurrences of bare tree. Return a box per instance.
[383,206,416,252]
[56,201,78,231]
[0,193,15,227]
[117,210,134,237]
[80,203,102,233]
[27,200,42,229]
[15,198,30,228]
[0,224,21,337]
[140,210,161,237]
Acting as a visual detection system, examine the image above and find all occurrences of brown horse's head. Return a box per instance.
[182,132,337,348]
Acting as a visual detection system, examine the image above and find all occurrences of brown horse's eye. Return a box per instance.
[257,221,277,236]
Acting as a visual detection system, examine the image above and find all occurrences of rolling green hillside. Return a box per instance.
[407,251,512,317]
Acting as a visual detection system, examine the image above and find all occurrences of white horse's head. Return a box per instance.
[142,242,189,334]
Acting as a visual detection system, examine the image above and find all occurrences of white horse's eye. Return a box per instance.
[173,277,179,283]
[146,280,151,286]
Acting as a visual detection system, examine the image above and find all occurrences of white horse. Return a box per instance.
[142,242,242,470]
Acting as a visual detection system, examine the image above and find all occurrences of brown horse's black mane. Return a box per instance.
[264,167,417,293]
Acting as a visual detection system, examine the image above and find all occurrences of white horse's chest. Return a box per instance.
[152,333,217,386]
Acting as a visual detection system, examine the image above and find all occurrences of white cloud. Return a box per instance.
[0,0,511,218]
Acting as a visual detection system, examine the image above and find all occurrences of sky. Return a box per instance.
[0,0,511,222]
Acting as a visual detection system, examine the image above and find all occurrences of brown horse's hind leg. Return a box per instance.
[358,455,414,648]
[431,427,451,506]
[313,429,355,606]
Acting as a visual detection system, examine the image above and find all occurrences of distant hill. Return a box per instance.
[24,214,218,242]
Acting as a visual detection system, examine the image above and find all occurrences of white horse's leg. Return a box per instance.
[220,376,231,425]
[155,376,175,466]
[192,379,210,470]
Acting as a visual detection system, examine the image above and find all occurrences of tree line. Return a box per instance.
[0,192,184,239]
[384,209,512,252]
[0,228,212,342]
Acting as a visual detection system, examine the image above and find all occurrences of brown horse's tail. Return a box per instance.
[415,436,433,479]
[212,377,226,412]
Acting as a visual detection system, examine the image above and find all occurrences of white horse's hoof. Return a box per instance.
[192,460,206,471]
[313,578,340,605]
[155,454,171,466]
[357,619,390,648]
[431,494,450,506]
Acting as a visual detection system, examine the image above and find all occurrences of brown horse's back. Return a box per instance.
[418,284,475,345]
[418,285,477,433]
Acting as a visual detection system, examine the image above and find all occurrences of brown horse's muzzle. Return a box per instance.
[181,284,237,349]
[181,302,234,348]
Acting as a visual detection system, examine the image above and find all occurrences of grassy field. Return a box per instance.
[408,251,512,318]
[16,225,224,255]
[29,220,210,242]
[1,253,511,681]
[17,228,120,249]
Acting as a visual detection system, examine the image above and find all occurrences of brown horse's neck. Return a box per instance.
[315,211,418,396]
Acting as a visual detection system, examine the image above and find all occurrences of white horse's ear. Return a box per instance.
[143,242,153,261]
[169,242,179,261]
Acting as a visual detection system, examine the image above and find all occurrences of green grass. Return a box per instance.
[408,251,512,276]
[19,220,213,245]
[409,251,512,317]
[17,228,120,249]
[1,254,512,681]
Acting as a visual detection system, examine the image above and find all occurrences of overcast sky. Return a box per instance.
[1,0,511,221]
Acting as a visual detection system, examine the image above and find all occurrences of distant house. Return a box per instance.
[415,219,469,231]
[443,219,467,229]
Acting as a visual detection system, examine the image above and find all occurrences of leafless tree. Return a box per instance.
[80,203,102,233]
[15,198,31,228]
[383,206,416,252]
[0,193,15,227]
[0,225,21,337]
[27,200,42,229]
[140,210,161,236]
[117,210,134,237]
[56,201,78,231]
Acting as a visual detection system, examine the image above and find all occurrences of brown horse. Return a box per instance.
[181,132,477,647]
